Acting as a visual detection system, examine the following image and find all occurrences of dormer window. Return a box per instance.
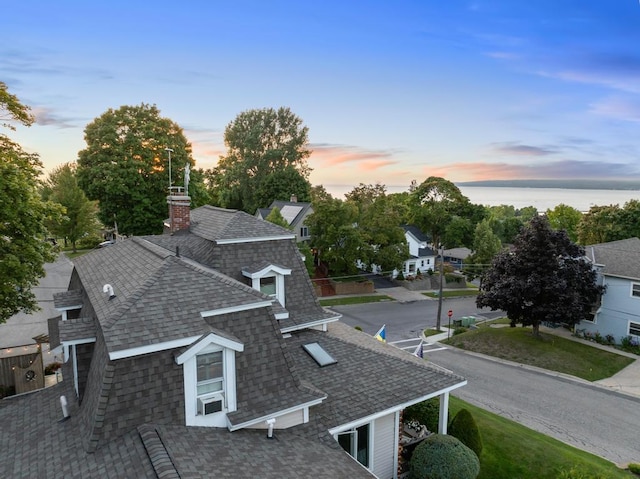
[176,331,244,427]
[242,263,292,307]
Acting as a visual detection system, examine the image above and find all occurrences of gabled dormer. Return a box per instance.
[242,262,292,307]
[175,329,244,427]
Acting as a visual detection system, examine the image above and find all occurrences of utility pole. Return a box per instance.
[435,244,444,331]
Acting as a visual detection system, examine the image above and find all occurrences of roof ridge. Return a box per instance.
[138,425,180,479]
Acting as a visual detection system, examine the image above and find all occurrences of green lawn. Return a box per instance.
[448,397,634,479]
[443,325,634,381]
[61,249,93,259]
[318,295,394,306]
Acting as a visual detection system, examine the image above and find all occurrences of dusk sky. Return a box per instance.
[4,1,640,194]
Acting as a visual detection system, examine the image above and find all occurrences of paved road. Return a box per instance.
[428,348,640,466]
[331,297,503,342]
[335,300,640,466]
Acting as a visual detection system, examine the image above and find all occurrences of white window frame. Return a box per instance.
[243,264,291,307]
[631,283,640,299]
[336,422,373,469]
[629,321,640,338]
[176,333,243,427]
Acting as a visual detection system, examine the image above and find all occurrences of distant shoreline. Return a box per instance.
[455,180,640,190]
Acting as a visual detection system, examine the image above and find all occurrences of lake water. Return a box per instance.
[324,184,640,212]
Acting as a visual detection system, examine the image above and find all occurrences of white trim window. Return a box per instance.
[176,332,244,427]
[631,283,640,298]
[243,264,292,307]
[629,321,640,337]
[337,423,371,469]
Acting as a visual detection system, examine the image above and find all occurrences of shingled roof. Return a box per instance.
[586,237,640,280]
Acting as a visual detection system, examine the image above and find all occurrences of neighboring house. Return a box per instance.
[256,195,313,242]
[443,247,472,271]
[0,193,466,479]
[579,237,640,344]
[400,225,436,277]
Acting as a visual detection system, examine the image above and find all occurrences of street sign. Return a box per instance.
[447,309,453,318]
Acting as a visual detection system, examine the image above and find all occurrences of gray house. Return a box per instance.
[256,195,313,242]
[0,193,466,478]
[579,237,640,343]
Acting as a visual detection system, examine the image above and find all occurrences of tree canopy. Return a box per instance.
[0,85,57,322]
[76,103,195,235]
[546,203,582,242]
[42,163,100,252]
[210,107,312,214]
[409,177,474,249]
[477,215,603,336]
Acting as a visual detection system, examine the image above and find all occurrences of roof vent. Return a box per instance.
[102,284,116,300]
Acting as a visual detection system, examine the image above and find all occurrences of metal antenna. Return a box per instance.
[165,147,174,190]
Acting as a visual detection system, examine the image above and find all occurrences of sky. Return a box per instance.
[3,1,640,195]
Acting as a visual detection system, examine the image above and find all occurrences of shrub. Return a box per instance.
[448,408,483,457]
[604,334,615,345]
[397,271,405,280]
[409,434,480,479]
[404,398,440,433]
[453,327,468,336]
[354,326,363,331]
[44,362,62,375]
[628,463,640,474]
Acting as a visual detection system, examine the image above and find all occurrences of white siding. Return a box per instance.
[373,413,396,479]
[249,409,305,429]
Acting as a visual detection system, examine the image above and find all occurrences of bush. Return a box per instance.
[448,408,483,457]
[628,463,640,474]
[44,362,62,375]
[354,326,363,331]
[409,434,480,479]
[397,271,405,280]
[453,327,468,336]
[404,398,440,433]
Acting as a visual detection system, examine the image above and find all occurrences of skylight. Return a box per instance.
[302,342,337,367]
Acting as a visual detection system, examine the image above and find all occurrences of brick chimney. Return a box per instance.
[290,194,297,203]
[167,187,191,233]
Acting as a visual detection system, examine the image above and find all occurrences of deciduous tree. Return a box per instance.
[210,107,311,213]
[546,203,582,242]
[576,205,622,245]
[0,84,57,322]
[42,163,100,252]
[464,219,502,283]
[77,103,194,235]
[477,215,603,336]
[264,206,290,229]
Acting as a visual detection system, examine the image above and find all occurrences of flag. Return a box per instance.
[374,324,386,343]
[413,340,424,359]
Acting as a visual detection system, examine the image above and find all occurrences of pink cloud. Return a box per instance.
[309,143,398,169]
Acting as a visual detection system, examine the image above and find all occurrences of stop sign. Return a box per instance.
[447,309,453,318]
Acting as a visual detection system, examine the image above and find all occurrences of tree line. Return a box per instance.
[2,85,639,324]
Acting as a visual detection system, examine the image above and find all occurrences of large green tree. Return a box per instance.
[306,196,365,276]
[345,183,408,274]
[546,203,582,242]
[576,205,622,245]
[42,163,100,252]
[477,215,603,336]
[409,177,473,249]
[77,103,194,235]
[0,83,57,322]
[464,219,502,283]
[210,107,311,213]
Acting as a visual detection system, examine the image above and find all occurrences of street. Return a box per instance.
[334,298,640,466]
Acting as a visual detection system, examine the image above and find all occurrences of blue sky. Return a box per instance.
[4,1,640,193]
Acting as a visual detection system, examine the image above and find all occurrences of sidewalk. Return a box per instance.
[422,323,640,399]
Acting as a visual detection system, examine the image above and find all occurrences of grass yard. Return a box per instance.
[61,249,93,259]
[318,295,394,306]
[443,325,634,381]
[448,397,634,479]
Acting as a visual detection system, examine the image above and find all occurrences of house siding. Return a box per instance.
[581,276,640,342]
[372,413,396,479]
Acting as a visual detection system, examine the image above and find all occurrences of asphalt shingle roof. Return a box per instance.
[53,290,83,309]
[586,237,640,280]
[59,317,96,342]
